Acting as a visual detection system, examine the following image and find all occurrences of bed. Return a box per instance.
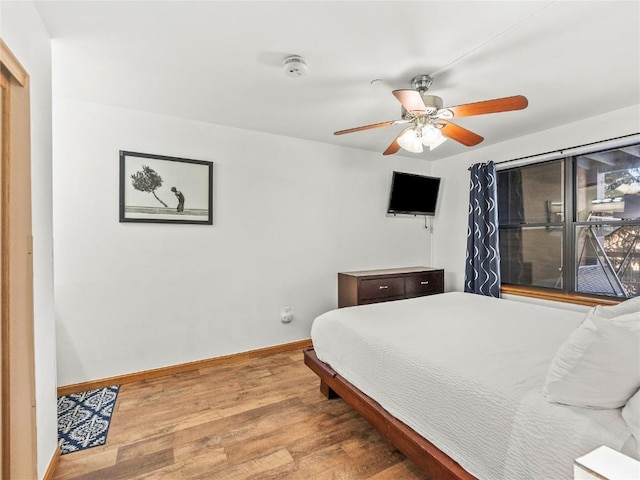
[305,292,636,480]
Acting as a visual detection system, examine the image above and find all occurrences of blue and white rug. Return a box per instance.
[57,385,120,455]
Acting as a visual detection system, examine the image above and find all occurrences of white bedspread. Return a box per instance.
[311,292,632,480]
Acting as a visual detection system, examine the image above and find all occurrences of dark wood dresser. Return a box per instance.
[337,266,444,308]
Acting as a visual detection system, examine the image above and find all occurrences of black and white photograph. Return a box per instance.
[119,151,213,224]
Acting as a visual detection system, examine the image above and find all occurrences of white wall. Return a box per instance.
[0,1,57,478]
[431,104,640,293]
[52,96,434,386]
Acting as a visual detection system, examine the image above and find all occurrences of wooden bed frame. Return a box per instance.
[304,347,477,480]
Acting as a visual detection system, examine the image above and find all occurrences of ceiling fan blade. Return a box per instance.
[438,121,484,146]
[334,119,407,135]
[383,138,401,156]
[392,89,426,113]
[445,95,528,118]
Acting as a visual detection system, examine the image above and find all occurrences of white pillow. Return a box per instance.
[622,389,640,458]
[544,311,640,409]
[593,297,640,319]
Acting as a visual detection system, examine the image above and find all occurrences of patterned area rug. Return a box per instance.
[57,385,120,454]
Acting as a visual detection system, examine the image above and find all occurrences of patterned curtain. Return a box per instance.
[465,161,501,297]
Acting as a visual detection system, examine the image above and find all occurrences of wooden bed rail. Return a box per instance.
[303,348,477,480]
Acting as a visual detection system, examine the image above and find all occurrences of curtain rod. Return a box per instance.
[495,133,640,169]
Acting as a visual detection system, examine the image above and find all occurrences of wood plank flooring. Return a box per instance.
[53,348,429,480]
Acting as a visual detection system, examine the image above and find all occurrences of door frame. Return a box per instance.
[0,38,37,480]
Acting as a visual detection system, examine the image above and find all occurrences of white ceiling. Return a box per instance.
[34,1,640,160]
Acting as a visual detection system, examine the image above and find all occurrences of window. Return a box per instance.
[497,142,640,299]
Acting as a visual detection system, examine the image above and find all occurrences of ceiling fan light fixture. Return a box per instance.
[421,124,443,146]
[397,128,423,153]
[333,73,528,155]
[429,135,447,151]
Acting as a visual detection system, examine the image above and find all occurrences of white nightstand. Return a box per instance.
[574,446,640,480]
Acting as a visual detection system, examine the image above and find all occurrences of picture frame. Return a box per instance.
[119,151,213,225]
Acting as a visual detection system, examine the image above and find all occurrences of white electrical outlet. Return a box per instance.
[281,307,293,324]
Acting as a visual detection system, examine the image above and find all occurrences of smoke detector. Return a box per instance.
[282,55,308,77]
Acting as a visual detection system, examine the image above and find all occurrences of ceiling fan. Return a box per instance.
[334,75,528,155]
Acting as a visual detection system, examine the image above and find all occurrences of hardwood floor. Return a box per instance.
[53,348,429,480]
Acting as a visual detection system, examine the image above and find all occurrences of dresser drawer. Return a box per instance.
[359,277,405,302]
[405,271,444,297]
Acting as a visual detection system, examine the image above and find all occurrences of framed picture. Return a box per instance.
[119,151,213,224]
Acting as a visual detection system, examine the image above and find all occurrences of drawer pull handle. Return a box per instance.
[379,285,389,290]
[421,281,429,285]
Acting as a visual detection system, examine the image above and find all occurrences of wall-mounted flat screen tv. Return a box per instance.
[387,171,441,216]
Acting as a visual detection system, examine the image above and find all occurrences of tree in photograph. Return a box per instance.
[130,165,168,207]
